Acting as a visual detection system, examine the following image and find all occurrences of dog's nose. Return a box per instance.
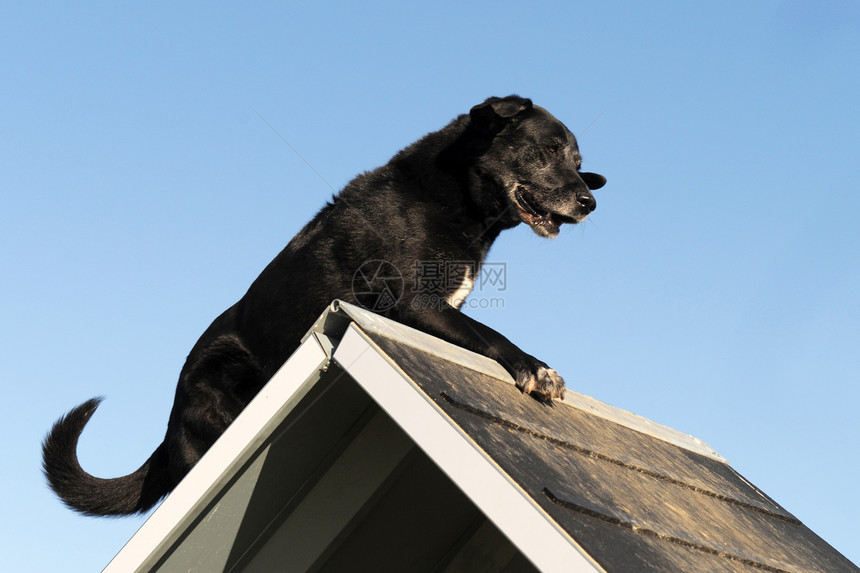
[576,191,596,213]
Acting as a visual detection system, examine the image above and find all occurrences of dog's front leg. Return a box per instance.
[394,305,565,401]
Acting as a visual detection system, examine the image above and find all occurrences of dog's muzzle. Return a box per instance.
[513,186,596,238]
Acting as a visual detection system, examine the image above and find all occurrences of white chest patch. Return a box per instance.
[446,266,475,309]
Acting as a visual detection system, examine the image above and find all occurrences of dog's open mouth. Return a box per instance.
[514,187,571,238]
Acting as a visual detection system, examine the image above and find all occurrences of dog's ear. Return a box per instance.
[580,172,606,190]
[472,95,533,118]
[470,95,533,132]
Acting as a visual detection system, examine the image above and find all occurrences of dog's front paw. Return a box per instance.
[515,360,565,401]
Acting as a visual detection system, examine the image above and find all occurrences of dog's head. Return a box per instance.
[469,96,606,238]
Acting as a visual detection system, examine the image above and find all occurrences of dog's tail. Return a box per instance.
[42,397,174,516]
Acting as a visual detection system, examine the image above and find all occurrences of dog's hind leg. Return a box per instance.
[166,333,264,479]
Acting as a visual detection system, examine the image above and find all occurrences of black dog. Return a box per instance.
[42,95,606,516]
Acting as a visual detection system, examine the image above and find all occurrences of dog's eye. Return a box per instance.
[546,145,559,155]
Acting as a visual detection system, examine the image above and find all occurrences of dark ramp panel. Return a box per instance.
[364,330,859,573]
[321,453,506,573]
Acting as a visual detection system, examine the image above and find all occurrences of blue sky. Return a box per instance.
[3,1,859,570]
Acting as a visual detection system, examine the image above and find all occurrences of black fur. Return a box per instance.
[42,96,606,516]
